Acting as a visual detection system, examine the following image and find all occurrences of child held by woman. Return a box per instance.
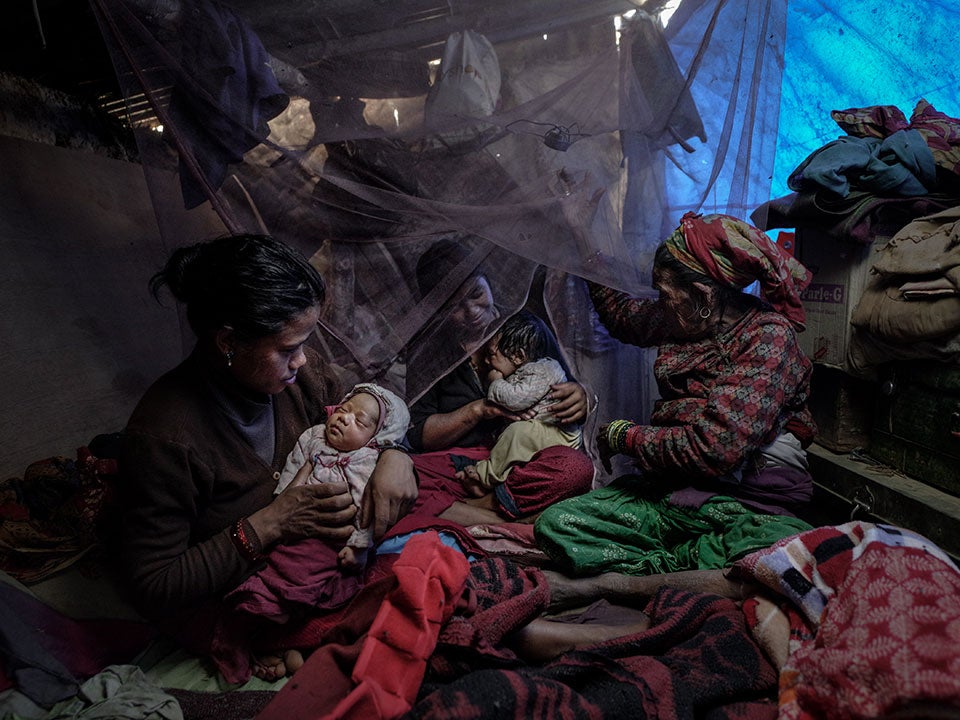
[456,311,583,498]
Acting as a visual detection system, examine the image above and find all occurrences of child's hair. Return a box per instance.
[495,310,553,364]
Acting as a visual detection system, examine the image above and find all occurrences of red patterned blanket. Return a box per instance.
[408,556,779,720]
[733,521,960,719]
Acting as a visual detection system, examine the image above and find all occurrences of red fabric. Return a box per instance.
[212,539,364,683]
[253,572,401,720]
[328,532,469,718]
[430,556,549,676]
[407,444,594,521]
[909,99,960,175]
[256,531,468,720]
[252,554,408,657]
[229,539,363,615]
[379,444,593,555]
[784,417,815,447]
[374,446,519,558]
[410,446,491,517]
[831,105,909,139]
[494,445,593,519]
[788,544,960,719]
[260,576,395,662]
[733,522,960,719]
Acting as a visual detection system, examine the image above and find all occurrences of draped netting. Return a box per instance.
[88,0,786,473]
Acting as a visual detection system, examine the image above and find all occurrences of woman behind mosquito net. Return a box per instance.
[402,236,596,527]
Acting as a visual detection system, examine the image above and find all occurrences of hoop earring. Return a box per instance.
[699,306,712,319]
[225,350,234,367]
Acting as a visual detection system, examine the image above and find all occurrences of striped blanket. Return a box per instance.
[409,556,779,719]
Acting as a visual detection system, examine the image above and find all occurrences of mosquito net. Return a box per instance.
[88,0,786,463]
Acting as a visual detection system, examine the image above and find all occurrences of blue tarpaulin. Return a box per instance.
[774,0,960,199]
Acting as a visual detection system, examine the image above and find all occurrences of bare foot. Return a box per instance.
[251,654,286,682]
[251,649,305,681]
[542,569,606,611]
[455,465,487,498]
[338,545,360,570]
[509,613,651,664]
[283,648,304,674]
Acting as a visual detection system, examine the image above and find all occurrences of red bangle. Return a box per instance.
[230,518,265,563]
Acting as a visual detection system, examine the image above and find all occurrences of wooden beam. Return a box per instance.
[296,0,644,65]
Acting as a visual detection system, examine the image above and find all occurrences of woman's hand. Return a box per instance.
[548,381,589,424]
[418,398,520,452]
[249,461,357,547]
[596,423,615,474]
[358,448,418,541]
[476,398,523,423]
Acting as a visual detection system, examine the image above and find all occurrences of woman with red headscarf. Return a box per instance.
[535,213,817,576]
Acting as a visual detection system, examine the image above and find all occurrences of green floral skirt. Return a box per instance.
[534,478,813,576]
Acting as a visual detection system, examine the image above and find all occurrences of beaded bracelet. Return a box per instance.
[230,517,265,563]
[606,419,636,454]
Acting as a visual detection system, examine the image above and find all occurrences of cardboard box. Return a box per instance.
[796,230,876,369]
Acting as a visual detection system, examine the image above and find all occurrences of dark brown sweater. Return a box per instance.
[118,346,340,619]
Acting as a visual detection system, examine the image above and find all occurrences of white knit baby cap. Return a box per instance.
[342,382,411,447]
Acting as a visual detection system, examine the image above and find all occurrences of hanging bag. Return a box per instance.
[424,29,501,151]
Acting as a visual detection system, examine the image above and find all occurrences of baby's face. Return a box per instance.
[326,392,380,452]
[486,335,520,377]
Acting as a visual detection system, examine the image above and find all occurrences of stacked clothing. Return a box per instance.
[753,100,960,245]
[849,205,960,368]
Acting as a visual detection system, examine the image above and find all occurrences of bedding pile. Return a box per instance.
[733,521,960,719]
[409,567,780,719]
[753,100,960,369]
[754,100,960,246]
[0,444,119,584]
[263,547,779,720]
[5,490,960,720]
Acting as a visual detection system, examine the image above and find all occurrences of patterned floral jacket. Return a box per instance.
[590,283,816,480]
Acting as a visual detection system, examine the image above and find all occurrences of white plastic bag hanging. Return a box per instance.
[424,29,501,150]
